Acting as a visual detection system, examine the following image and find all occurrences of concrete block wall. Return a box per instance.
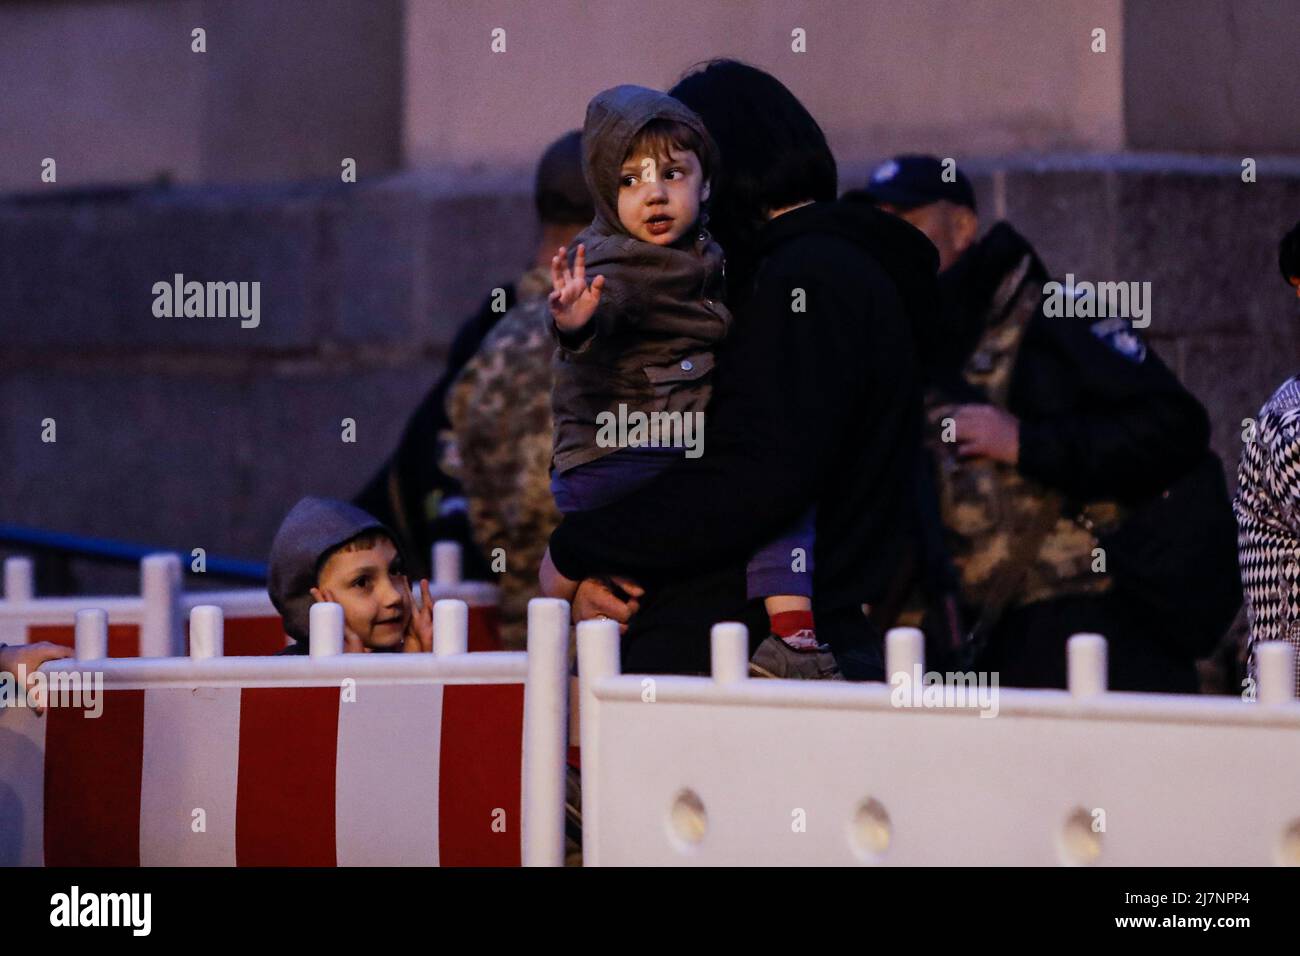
[0,0,403,193]
[1,159,1297,603]
[0,173,536,593]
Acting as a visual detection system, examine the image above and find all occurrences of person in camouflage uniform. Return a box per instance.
[923,233,1123,620]
[353,131,591,581]
[859,155,1212,692]
[442,278,583,865]
[442,288,561,649]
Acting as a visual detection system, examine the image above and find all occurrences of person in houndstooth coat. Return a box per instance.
[1235,222,1300,695]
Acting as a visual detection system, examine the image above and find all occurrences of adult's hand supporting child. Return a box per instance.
[541,548,644,634]
[539,547,579,603]
[572,578,642,635]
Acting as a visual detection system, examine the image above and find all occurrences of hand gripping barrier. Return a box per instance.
[0,541,502,657]
[577,621,1300,866]
[0,597,568,866]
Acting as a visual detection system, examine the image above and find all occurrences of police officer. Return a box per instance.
[855,155,1215,692]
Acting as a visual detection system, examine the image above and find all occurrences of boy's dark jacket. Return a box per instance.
[268,496,396,650]
[552,85,732,474]
[549,198,939,674]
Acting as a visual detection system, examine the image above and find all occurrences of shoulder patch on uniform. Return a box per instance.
[870,159,900,183]
[1089,317,1147,363]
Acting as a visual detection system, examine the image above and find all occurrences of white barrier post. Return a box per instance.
[309,602,344,657]
[140,552,183,657]
[886,627,925,686]
[577,617,620,868]
[1067,633,1108,698]
[189,605,224,660]
[433,541,462,586]
[433,599,469,656]
[1256,641,1296,705]
[523,598,570,867]
[711,622,749,683]
[75,608,108,661]
[3,557,34,602]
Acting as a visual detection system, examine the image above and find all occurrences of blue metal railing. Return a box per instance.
[0,524,266,583]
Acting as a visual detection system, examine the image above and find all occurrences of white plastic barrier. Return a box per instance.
[422,544,501,651]
[0,541,501,656]
[0,553,262,655]
[578,622,1300,866]
[0,597,568,867]
[0,553,185,655]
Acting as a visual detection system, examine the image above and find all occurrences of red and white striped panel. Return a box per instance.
[1,667,528,866]
[24,617,290,659]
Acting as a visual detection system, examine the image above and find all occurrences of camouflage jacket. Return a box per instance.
[443,269,560,648]
[925,235,1118,614]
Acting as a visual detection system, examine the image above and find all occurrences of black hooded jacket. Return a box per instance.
[547,198,938,673]
[930,222,1210,502]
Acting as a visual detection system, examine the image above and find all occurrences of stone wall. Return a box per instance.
[0,171,537,591]
[0,0,403,193]
[404,0,1125,171]
[1124,0,1300,154]
[4,0,1128,194]
[2,158,1297,596]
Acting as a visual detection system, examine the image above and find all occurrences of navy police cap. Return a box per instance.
[863,154,976,212]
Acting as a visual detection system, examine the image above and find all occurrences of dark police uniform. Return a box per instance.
[921,222,1211,692]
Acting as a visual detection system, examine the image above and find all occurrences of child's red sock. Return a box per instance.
[770,610,819,651]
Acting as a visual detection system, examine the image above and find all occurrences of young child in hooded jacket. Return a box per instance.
[542,85,824,668]
[268,496,433,654]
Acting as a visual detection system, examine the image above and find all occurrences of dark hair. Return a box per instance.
[1280,221,1300,282]
[626,118,712,183]
[534,130,595,225]
[669,59,837,290]
[315,530,403,582]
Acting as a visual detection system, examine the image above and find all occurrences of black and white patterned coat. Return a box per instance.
[1235,374,1300,693]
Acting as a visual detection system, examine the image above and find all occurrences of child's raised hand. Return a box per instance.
[404,579,434,653]
[548,243,605,333]
[311,586,368,652]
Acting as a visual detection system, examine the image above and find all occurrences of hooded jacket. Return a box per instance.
[268,496,396,647]
[551,85,733,474]
[548,197,939,674]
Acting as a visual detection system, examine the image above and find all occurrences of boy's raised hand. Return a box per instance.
[405,579,434,653]
[548,243,606,333]
[311,586,367,652]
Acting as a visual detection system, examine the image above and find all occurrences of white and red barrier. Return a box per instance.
[577,621,1300,866]
[0,596,568,867]
[0,541,502,657]
[1,553,190,656]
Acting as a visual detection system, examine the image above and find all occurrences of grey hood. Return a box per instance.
[267,496,395,644]
[581,84,720,238]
